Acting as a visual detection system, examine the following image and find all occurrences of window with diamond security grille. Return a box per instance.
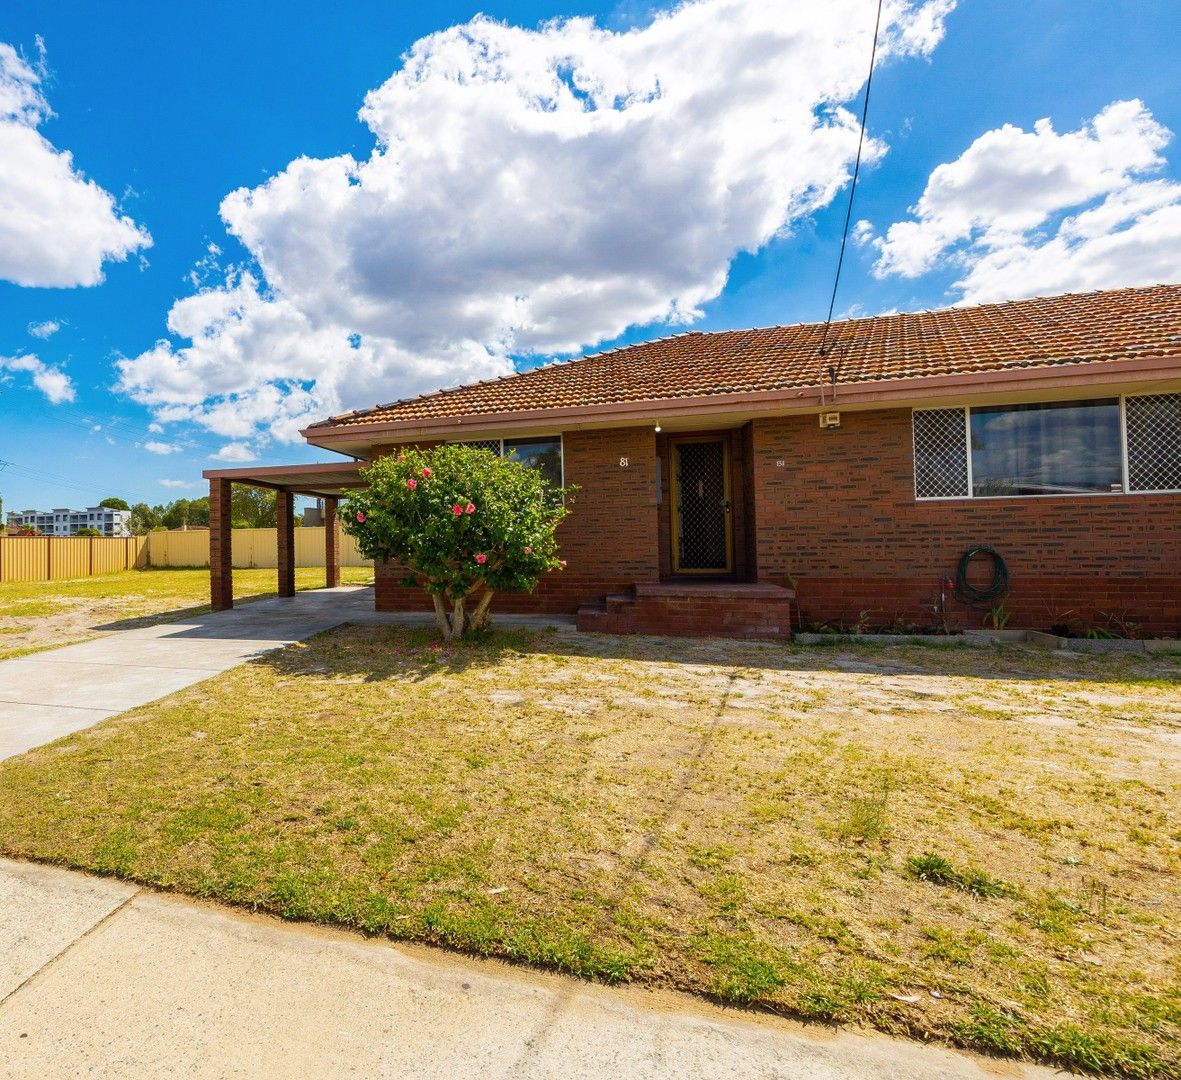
[675,440,729,571]
[1126,394,1181,493]
[913,409,969,499]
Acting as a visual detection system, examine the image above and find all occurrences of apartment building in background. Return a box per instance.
[6,506,131,537]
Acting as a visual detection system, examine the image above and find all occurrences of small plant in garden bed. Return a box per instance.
[985,599,1011,630]
[342,444,575,640]
[1045,607,1146,640]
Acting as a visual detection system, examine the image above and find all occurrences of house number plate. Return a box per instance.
[619,456,629,467]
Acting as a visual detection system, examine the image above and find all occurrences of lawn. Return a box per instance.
[0,628,1178,1077]
[0,566,375,660]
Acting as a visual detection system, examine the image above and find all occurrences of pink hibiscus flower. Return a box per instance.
[406,478,417,490]
[560,559,567,568]
[421,467,433,478]
[465,502,476,514]
[452,504,464,516]
[475,552,487,565]
[355,512,366,523]
[523,545,532,555]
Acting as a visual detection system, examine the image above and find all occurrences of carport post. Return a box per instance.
[209,478,233,610]
[277,489,296,598]
[324,497,340,589]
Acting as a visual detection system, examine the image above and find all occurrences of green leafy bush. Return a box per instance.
[342,444,573,639]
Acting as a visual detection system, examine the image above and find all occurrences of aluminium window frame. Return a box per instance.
[912,393,1181,501]
[448,434,565,489]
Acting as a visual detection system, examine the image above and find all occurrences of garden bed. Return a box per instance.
[795,629,1180,653]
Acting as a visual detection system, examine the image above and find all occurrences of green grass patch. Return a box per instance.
[0,566,374,657]
[905,853,1015,898]
[0,626,1177,1077]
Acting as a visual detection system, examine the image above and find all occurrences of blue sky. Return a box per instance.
[1,0,1179,512]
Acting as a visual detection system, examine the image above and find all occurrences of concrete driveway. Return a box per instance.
[0,859,1058,1079]
[0,587,572,761]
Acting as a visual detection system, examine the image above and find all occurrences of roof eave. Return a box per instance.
[301,353,1181,452]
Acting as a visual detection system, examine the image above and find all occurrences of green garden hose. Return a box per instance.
[953,546,1009,606]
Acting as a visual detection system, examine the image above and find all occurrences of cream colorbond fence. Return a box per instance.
[0,535,148,583]
[146,528,371,569]
[0,528,369,583]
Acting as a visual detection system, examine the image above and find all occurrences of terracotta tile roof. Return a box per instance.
[310,284,1181,430]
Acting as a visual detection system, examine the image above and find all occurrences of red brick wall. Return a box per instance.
[749,410,1181,634]
[373,427,660,614]
[366,410,1180,634]
[208,479,233,611]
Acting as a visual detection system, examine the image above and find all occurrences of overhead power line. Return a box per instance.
[818,0,885,361]
[0,458,139,505]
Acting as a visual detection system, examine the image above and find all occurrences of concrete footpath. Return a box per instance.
[0,587,571,762]
[0,859,1057,1080]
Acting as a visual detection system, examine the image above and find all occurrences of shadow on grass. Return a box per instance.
[252,620,1181,688]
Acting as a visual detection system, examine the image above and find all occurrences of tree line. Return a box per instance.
[4,488,303,536]
[122,486,290,534]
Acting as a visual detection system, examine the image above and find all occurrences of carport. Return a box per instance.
[202,462,366,610]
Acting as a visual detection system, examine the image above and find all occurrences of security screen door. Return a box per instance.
[671,438,732,573]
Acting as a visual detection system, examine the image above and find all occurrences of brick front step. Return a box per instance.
[577,581,795,640]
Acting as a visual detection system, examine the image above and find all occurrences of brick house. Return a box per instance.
[206,284,1181,637]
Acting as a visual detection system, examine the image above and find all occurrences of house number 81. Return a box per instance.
[619,456,629,467]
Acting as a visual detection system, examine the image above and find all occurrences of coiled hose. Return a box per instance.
[953,546,1009,606]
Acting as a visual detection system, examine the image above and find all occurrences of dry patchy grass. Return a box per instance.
[0,628,1178,1076]
[0,567,374,660]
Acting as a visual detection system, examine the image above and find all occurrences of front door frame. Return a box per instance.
[669,434,734,575]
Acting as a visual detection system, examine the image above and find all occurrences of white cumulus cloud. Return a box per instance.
[0,41,151,287]
[210,442,258,463]
[117,0,953,443]
[143,440,180,455]
[0,353,76,403]
[27,319,60,339]
[872,99,1181,303]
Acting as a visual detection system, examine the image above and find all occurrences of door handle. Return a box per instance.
[721,499,731,512]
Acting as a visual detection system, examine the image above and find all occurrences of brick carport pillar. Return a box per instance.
[323,497,340,589]
[209,478,233,610]
[277,489,296,598]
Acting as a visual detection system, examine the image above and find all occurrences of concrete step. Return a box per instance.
[575,604,609,633]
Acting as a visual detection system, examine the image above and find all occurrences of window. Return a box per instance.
[453,436,563,489]
[1125,394,1181,492]
[971,399,1122,496]
[914,394,1181,499]
[913,409,969,499]
[504,437,563,489]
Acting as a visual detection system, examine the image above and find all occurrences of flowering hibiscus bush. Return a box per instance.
[341,444,573,640]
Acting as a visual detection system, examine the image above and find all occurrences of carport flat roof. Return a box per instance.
[202,461,365,498]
